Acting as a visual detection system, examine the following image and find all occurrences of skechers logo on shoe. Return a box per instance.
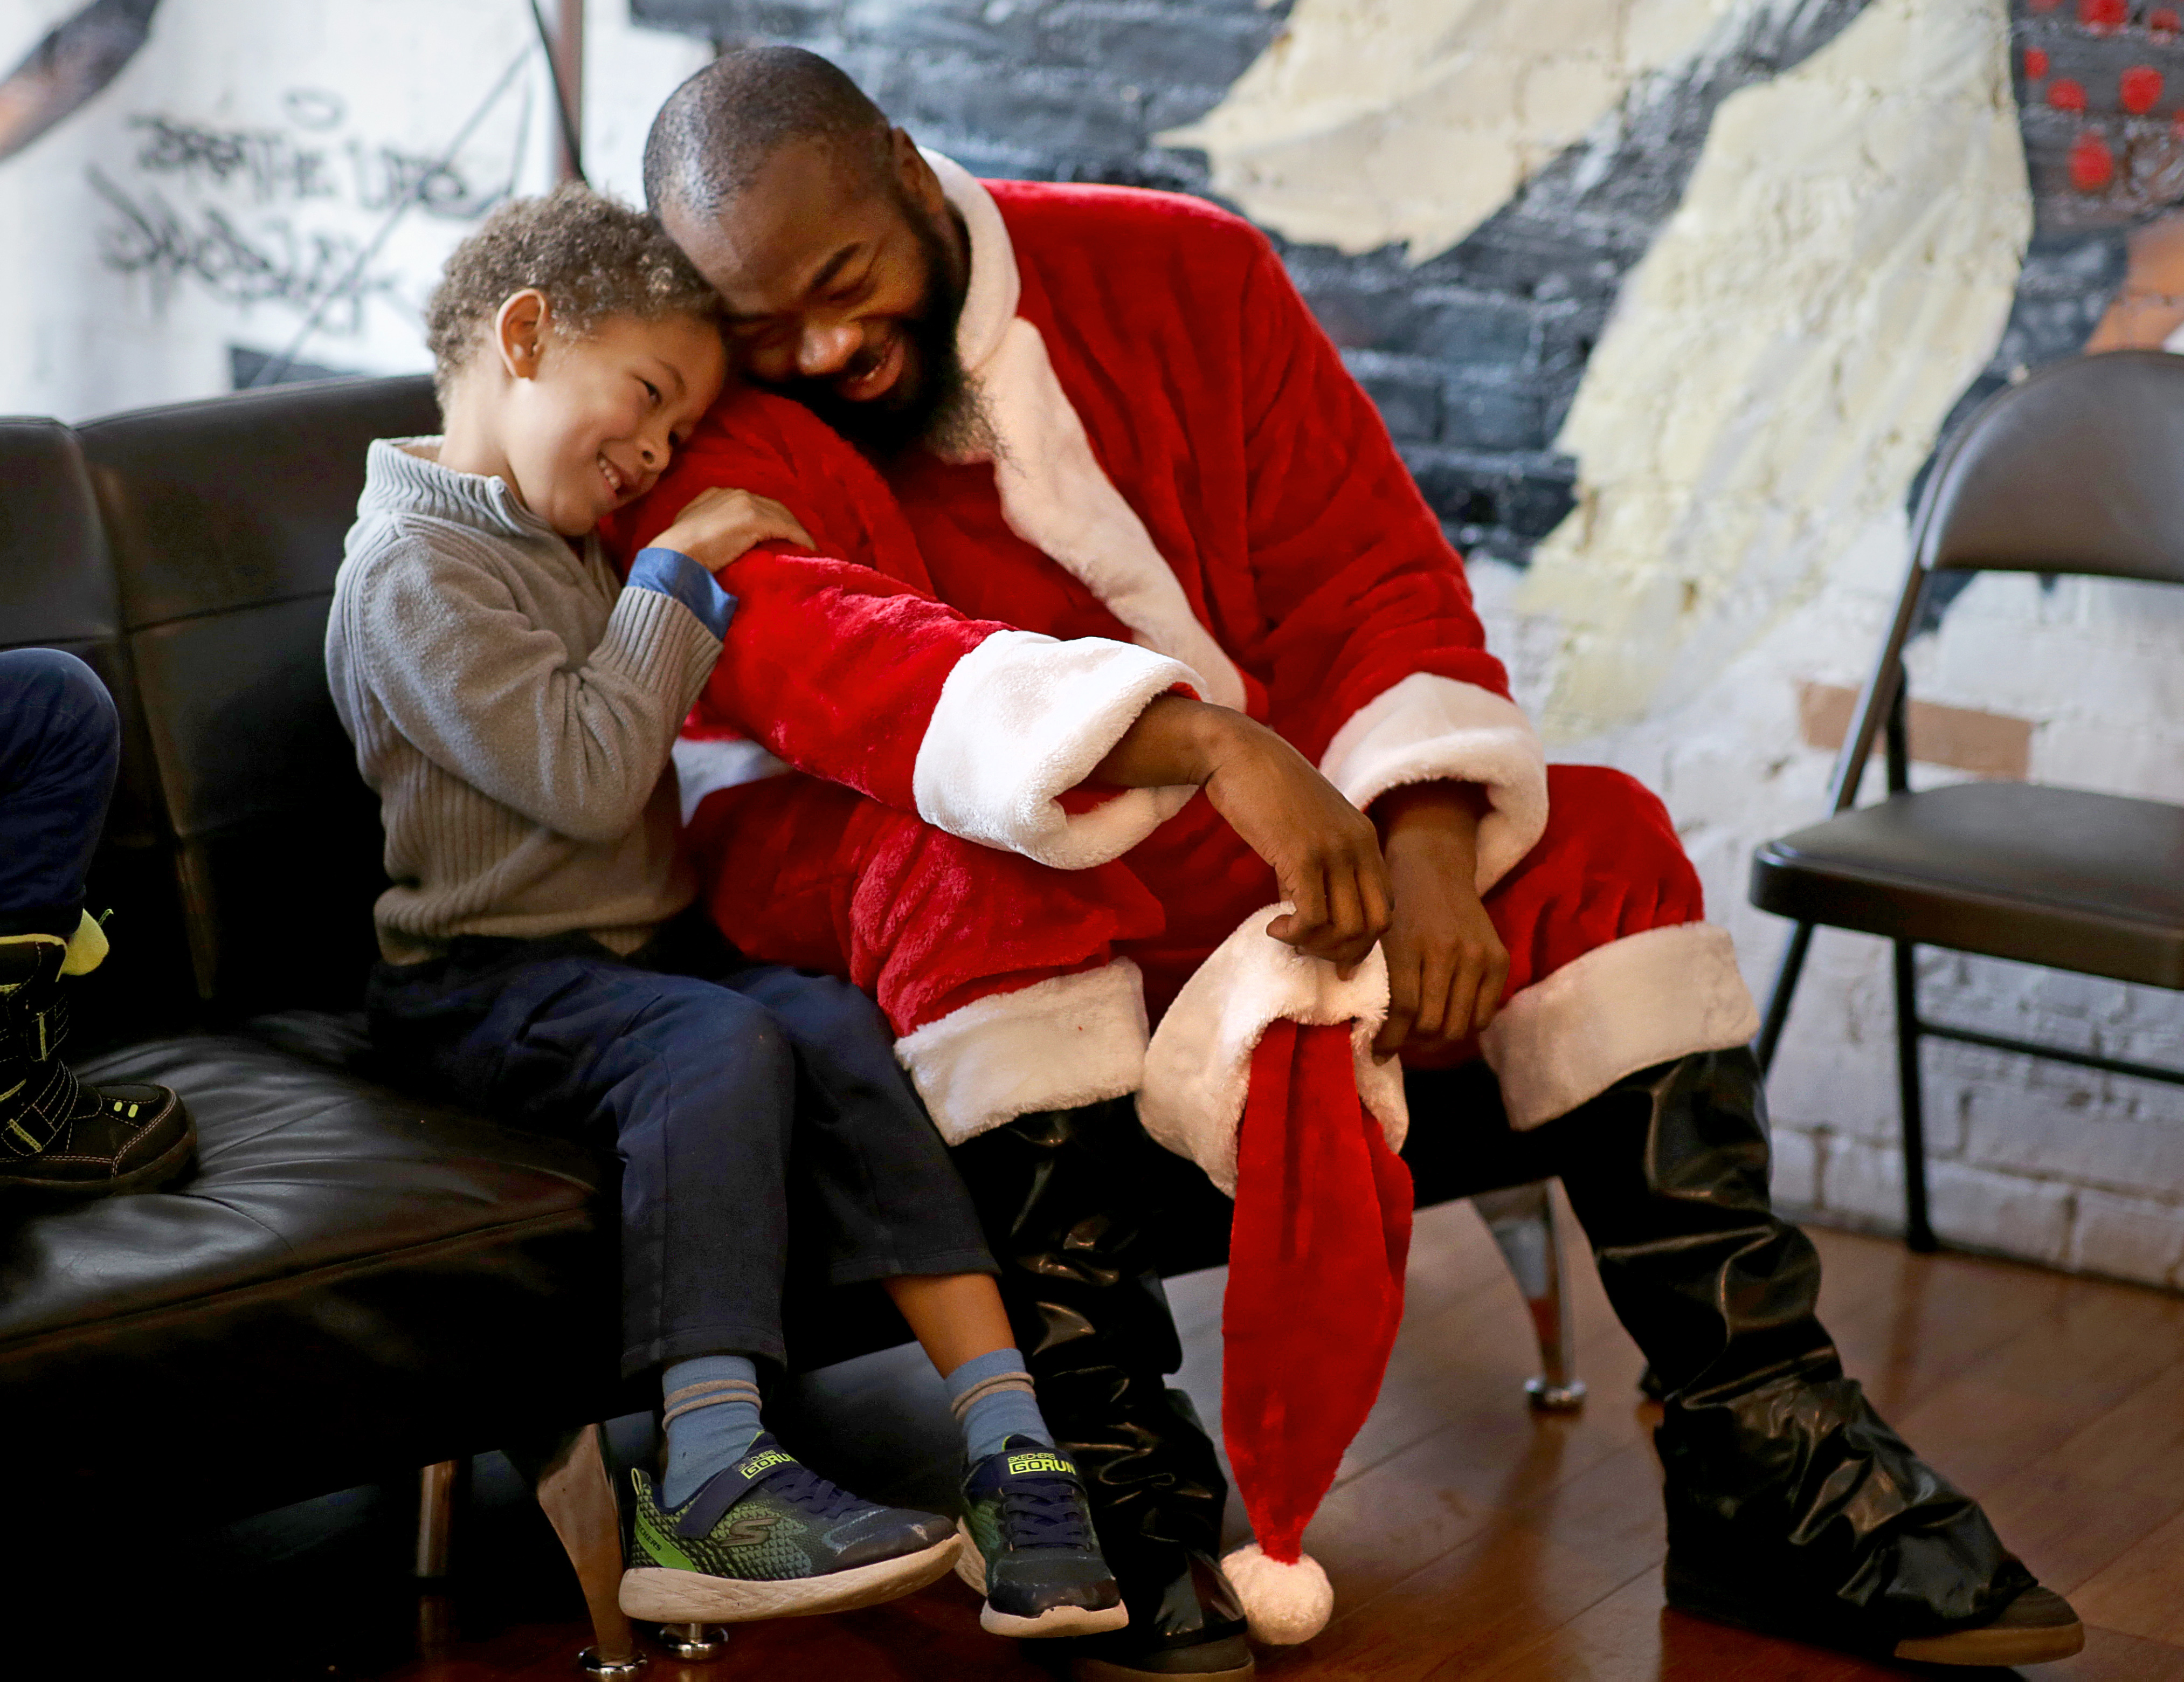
[1006,1451,1076,1477]
[737,1449,796,1480]
[724,1511,781,1546]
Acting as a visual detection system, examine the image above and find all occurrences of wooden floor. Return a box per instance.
[374,1204,2184,1681]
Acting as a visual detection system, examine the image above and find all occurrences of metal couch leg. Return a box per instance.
[417,1459,459,1577]
[535,1423,647,1678]
[1474,1181,1585,1411]
[415,1459,460,1655]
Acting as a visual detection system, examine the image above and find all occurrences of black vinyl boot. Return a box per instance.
[0,932,193,1197]
[1553,1048,2080,1666]
[952,1099,1254,1682]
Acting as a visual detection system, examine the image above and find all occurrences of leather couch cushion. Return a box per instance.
[2,1029,629,1523]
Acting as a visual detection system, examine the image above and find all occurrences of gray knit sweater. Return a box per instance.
[328,438,729,964]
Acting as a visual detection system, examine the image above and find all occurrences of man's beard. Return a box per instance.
[779,196,989,463]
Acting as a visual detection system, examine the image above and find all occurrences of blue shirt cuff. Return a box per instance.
[627,547,737,641]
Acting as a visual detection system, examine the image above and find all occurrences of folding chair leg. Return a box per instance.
[1755,921,1815,1073]
[1474,1181,1585,1411]
[1892,940,1937,1253]
[535,1423,646,1678]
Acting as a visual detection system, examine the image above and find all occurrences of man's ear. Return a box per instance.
[495,289,551,380]
[890,127,945,220]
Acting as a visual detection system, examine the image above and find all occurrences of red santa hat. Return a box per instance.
[1141,911,1413,1645]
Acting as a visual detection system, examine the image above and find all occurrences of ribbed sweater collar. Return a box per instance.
[361,437,557,542]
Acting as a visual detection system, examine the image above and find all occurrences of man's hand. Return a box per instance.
[653,487,814,575]
[1371,782,1509,1060]
[1089,695,1390,972]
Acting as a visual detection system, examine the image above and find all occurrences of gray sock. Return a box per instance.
[660,1353,764,1507]
[945,1346,1054,1462]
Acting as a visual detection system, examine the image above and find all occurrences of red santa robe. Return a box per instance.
[611,155,1760,1640]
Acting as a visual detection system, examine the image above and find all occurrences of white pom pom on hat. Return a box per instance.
[1222,1543,1335,1646]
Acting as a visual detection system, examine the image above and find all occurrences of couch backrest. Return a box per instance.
[4,374,441,1025]
[78,373,443,1017]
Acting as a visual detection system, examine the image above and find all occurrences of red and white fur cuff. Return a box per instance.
[1139,905,1408,1195]
[1481,922,1761,1129]
[894,959,1151,1146]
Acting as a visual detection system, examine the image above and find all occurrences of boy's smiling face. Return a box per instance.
[487,293,728,537]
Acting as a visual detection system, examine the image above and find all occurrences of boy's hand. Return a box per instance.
[1090,696,1391,973]
[653,487,814,575]
[1371,783,1509,1060]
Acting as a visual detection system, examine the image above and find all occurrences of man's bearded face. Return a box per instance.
[664,142,983,463]
[769,188,976,461]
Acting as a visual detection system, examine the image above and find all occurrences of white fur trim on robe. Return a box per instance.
[1319,673,1549,893]
[1139,904,1408,1196]
[670,736,791,824]
[911,628,1200,869]
[925,150,1249,712]
[896,959,1150,1145]
[1481,923,1760,1130]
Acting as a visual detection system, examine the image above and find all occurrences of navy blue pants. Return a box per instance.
[368,914,993,1377]
[0,649,119,937]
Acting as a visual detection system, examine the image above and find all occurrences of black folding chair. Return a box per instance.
[1748,351,2184,1252]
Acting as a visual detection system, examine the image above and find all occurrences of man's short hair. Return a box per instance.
[424,183,721,401]
[643,45,893,220]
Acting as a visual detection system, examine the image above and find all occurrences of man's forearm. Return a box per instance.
[1372,780,1488,849]
[1087,693,1245,788]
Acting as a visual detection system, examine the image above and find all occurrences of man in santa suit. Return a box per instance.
[624,46,2080,1681]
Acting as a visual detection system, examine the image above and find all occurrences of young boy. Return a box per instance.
[327,184,1123,1638]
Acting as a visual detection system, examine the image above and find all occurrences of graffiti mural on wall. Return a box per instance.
[637,0,2182,723]
[84,89,526,337]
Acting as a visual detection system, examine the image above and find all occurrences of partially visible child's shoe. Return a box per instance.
[956,1436,1129,1638]
[0,930,193,1198]
[621,1435,959,1623]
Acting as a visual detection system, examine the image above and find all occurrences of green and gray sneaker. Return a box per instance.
[955,1437,1128,1638]
[620,1434,960,1623]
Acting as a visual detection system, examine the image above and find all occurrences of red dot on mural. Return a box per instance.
[2071,131,2117,190]
[2081,0,2128,32]
[2049,77,2089,111]
[2123,65,2165,113]
[2026,46,2052,77]
[2158,7,2184,39]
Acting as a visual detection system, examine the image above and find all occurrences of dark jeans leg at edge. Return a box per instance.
[0,649,119,938]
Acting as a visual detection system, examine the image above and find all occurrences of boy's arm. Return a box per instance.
[347,539,724,843]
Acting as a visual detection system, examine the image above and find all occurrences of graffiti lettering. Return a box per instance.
[347,139,508,220]
[129,115,337,204]
[88,164,397,333]
[126,111,506,220]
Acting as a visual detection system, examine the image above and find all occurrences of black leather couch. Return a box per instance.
[1,373,1574,1673]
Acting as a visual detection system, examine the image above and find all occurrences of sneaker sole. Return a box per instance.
[954,1520,1130,1638]
[619,1533,960,1623]
[1892,1620,2086,1666]
[1667,1558,2086,1668]
[0,1116,196,1198]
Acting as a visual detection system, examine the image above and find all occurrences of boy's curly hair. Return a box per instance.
[425,183,722,402]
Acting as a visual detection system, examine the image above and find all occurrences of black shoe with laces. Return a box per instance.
[621,1433,959,1623]
[956,1436,1129,1638]
[0,933,192,1198]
